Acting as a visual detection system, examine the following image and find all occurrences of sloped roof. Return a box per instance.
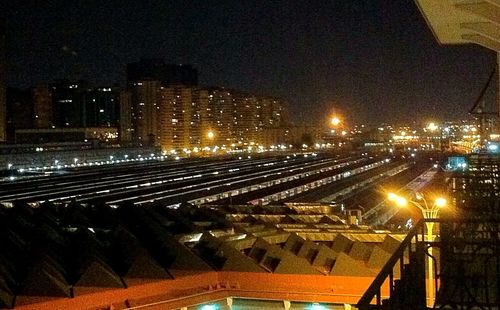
[75,258,124,288]
[19,266,71,297]
[124,249,172,281]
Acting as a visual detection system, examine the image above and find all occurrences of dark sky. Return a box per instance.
[1,0,496,125]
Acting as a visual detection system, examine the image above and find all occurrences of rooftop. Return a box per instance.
[0,202,406,309]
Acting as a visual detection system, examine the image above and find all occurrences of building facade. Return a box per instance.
[83,86,120,128]
[158,86,210,151]
[119,90,133,144]
[122,83,290,151]
[50,80,89,128]
[129,80,161,146]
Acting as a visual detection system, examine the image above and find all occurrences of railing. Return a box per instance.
[357,217,499,310]
[357,219,428,309]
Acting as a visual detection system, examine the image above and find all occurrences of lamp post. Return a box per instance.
[388,193,446,242]
[388,192,447,307]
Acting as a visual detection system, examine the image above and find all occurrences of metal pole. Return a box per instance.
[425,220,435,307]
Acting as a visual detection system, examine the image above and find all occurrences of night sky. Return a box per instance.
[1,0,497,125]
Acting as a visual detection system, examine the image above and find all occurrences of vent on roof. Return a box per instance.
[261,256,280,272]
[249,247,266,263]
[306,248,319,264]
[291,241,304,255]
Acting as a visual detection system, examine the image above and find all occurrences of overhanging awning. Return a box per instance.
[415,0,500,51]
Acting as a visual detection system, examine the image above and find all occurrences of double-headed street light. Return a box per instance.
[388,191,447,306]
[388,192,446,231]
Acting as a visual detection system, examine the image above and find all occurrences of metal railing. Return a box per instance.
[357,217,499,310]
[357,219,427,309]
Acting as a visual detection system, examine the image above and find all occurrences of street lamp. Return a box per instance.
[388,192,446,239]
[388,192,447,306]
[331,117,341,127]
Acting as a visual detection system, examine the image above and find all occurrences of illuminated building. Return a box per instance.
[158,86,209,151]
[119,89,133,144]
[206,87,235,146]
[111,60,200,147]
[83,86,120,128]
[50,80,90,128]
[129,80,161,146]
[14,127,119,144]
[203,89,290,148]
[255,97,290,145]
[156,87,290,152]
[233,91,259,144]
[122,60,289,150]
[47,80,121,129]
[121,81,289,151]
[259,97,289,128]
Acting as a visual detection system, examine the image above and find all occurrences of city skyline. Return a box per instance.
[1,1,497,126]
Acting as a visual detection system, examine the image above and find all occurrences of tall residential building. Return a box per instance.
[194,88,210,148]
[49,80,121,129]
[159,87,192,151]
[119,89,133,144]
[83,86,120,127]
[129,80,161,146]
[158,86,209,151]
[33,84,53,128]
[121,78,289,150]
[50,79,89,127]
[233,91,259,144]
[0,21,6,142]
[206,87,235,146]
[127,59,198,87]
[259,97,288,128]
